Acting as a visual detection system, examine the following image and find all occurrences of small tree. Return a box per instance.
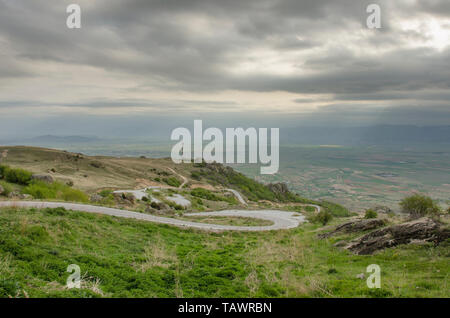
[364,209,378,219]
[399,194,441,218]
[312,210,333,225]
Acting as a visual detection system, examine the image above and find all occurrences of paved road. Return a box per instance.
[0,201,306,232]
[226,188,248,205]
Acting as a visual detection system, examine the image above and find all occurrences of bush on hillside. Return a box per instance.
[0,165,8,178]
[321,201,351,217]
[163,177,181,188]
[400,194,441,218]
[2,167,32,185]
[190,188,236,204]
[311,210,333,225]
[23,181,88,202]
[0,180,12,196]
[364,209,378,219]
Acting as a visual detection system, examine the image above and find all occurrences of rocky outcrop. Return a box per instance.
[113,192,136,205]
[319,219,387,238]
[267,182,289,195]
[31,174,54,183]
[345,217,450,255]
[90,194,103,203]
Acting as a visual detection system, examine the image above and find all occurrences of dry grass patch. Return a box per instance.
[134,236,178,271]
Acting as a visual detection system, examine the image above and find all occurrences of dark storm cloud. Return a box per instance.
[0,0,449,127]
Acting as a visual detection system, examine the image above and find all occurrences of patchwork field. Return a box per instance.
[233,145,450,212]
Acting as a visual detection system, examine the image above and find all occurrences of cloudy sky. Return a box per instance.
[0,0,449,138]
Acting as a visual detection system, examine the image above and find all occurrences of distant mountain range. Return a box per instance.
[282,125,450,145]
[29,135,100,143]
[1,125,450,147]
[0,135,100,145]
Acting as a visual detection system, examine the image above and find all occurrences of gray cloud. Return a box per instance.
[0,0,449,131]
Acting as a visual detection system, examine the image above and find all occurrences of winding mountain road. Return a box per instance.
[0,201,306,232]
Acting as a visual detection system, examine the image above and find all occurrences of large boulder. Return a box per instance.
[319,219,387,238]
[7,191,20,198]
[90,194,103,203]
[345,217,450,255]
[31,174,54,183]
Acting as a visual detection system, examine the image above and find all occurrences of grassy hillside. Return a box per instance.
[0,206,448,298]
[0,146,304,201]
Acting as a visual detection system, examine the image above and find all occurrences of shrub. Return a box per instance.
[23,181,88,203]
[4,167,32,185]
[0,180,12,196]
[0,165,8,178]
[191,188,218,200]
[190,172,201,181]
[400,194,441,218]
[163,177,181,188]
[150,201,161,210]
[321,201,351,217]
[364,209,378,219]
[311,210,333,225]
[167,201,184,210]
[99,189,112,197]
[190,188,235,203]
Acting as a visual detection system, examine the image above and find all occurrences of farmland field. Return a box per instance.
[232,144,450,212]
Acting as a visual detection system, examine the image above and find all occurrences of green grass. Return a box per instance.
[0,207,448,298]
[175,215,273,227]
[195,163,304,203]
[321,201,352,217]
[0,180,14,196]
[190,188,236,204]
[23,181,89,203]
[0,165,32,185]
[163,177,181,188]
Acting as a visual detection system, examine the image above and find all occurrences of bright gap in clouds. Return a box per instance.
[399,16,450,50]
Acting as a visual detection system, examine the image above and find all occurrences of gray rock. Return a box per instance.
[8,191,19,198]
[372,206,393,214]
[31,174,54,183]
[356,273,365,280]
[345,217,450,255]
[319,219,386,238]
[267,182,289,195]
[113,192,136,204]
[90,194,103,203]
[19,194,32,200]
[333,240,347,247]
